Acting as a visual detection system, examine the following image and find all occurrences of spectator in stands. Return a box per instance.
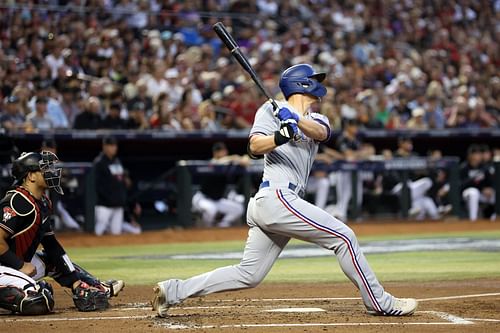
[191,142,247,228]
[0,1,497,135]
[60,86,83,127]
[406,107,429,130]
[197,100,219,131]
[93,136,128,235]
[149,92,181,130]
[29,80,69,129]
[125,100,149,130]
[26,97,54,132]
[460,144,495,221]
[10,85,32,118]
[164,68,185,112]
[446,96,470,128]
[74,97,102,130]
[102,102,126,129]
[145,61,168,100]
[127,79,154,116]
[0,96,27,132]
[45,36,66,79]
[423,96,445,129]
[175,88,199,130]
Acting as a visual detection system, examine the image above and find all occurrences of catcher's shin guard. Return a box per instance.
[0,284,54,315]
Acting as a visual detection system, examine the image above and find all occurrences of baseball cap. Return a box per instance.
[411,107,425,118]
[212,142,227,153]
[397,133,413,143]
[41,137,57,149]
[37,80,52,90]
[344,118,360,127]
[102,135,118,145]
[36,96,49,104]
[130,101,145,111]
[165,68,179,79]
[110,102,121,111]
[6,95,19,104]
[467,145,482,156]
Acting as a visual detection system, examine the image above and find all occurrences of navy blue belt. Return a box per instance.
[260,180,297,191]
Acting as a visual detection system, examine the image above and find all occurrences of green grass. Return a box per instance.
[66,231,500,285]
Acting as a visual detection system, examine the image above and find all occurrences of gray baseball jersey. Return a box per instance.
[250,101,330,193]
[157,101,398,315]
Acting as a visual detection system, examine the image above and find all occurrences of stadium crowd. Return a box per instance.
[0,0,499,133]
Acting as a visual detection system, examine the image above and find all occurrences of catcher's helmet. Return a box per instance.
[279,64,327,100]
[11,151,64,194]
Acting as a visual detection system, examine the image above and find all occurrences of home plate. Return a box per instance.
[265,308,326,313]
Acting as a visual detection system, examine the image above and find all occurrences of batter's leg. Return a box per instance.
[156,226,289,308]
[270,189,395,314]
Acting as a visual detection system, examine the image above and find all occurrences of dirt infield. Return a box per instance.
[1,220,500,332]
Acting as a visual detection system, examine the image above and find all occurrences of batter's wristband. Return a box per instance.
[274,131,291,146]
[0,250,24,269]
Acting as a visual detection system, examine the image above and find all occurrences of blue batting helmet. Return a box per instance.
[279,64,327,99]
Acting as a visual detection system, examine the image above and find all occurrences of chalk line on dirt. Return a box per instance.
[417,292,500,302]
[420,311,473,324]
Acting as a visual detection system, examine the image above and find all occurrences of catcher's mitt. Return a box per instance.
[72,282,109,312]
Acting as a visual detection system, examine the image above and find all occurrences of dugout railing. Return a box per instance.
[175,157,500,226]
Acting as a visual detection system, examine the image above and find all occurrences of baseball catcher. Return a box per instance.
[0,151,124,315]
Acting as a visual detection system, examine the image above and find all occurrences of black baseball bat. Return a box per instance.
[213,22,279,111]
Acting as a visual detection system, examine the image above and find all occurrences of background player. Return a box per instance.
[460,144,495,221]
[0,151,124,315]
[330,118,375,221]
[191,142,247,228]
[152,64,417,317]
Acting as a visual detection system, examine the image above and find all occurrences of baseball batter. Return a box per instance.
[152,64,417,317]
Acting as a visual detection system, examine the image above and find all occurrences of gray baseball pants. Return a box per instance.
[159,186,395,313]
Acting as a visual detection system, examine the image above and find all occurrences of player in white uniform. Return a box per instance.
[152,64,418,317]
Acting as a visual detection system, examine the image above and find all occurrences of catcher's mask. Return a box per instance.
[11,151,64,194]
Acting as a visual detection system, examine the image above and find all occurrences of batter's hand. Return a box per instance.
[274,107,299,123]
[20,262,37,277]
[274,119,298,146]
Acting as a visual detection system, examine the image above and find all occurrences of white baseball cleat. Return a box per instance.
[368,298,418,316]
[151,282,169,317]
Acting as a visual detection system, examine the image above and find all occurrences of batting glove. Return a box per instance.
[274,107,299,123]
[274,119,298,146]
